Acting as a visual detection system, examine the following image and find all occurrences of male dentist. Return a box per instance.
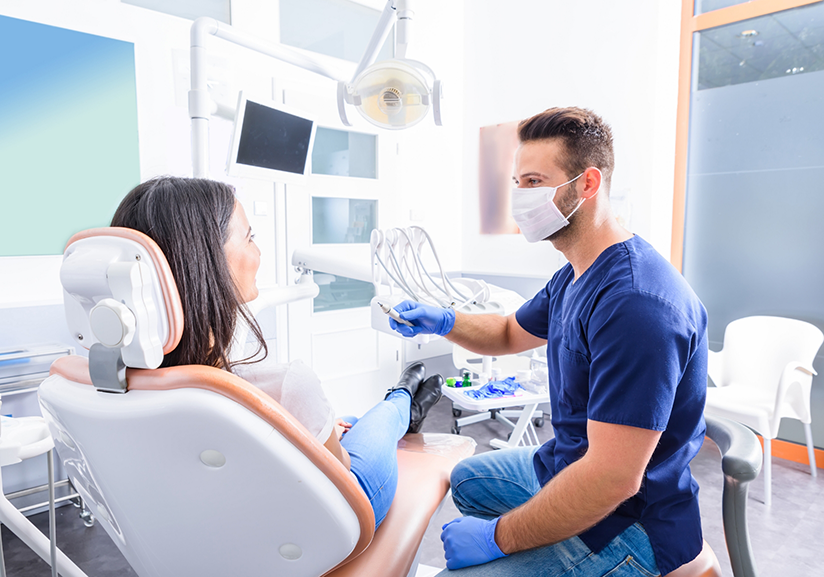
[390,107,708,576]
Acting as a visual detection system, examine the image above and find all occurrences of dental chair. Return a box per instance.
[39,228,475,577]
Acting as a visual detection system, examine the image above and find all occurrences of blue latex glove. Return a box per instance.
[441,516,507,570]
[388,300,456,337]
[464,377,524,400]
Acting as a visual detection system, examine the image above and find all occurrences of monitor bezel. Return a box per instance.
[226,91,318,184]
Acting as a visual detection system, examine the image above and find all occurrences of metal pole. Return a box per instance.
[48,450,57,577]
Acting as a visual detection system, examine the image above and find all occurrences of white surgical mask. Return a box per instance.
[511,173,586,243]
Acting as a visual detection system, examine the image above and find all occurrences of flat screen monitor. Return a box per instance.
[227,92,317,183]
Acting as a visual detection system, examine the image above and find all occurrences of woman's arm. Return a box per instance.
[324,425,351,470]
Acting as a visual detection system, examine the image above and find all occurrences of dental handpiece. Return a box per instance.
[377,301,414,327]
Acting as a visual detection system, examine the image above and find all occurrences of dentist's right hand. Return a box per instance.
[389,300,456,337]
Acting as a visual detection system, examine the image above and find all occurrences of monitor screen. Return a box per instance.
[227,93,316,183]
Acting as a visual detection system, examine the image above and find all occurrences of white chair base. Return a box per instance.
[759,424,818,508]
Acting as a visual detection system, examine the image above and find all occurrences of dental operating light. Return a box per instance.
[336,0,442,129]
[190,0,441,178]
[338,58,443,130]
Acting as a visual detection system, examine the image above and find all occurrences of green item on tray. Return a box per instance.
[461,370,472,388]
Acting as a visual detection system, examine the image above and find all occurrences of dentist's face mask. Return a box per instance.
[511,173,586,243]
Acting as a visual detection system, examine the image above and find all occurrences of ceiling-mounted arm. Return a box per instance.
[189,17,345,178]
[394,0,414,60]
[338,0,441,129]
[350,0,401,83]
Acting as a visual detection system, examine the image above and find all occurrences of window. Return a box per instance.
[674,0,824,449]
[312,127,377,179]
[313,272,375,312]
[695,0,751,15]
[312,197,377,244]
[121,0,231,23]
[279,0,393,63]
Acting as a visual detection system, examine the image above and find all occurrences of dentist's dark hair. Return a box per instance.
[518,107,615,190]
[110,176,266,370]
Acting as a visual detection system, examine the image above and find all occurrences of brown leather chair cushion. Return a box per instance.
[664,541,722,577]
[326,437,472,577]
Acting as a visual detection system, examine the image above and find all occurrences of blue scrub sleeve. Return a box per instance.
[586,290,700,431]
[515,282,551,339]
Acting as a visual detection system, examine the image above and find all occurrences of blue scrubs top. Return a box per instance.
[515,235,707,575]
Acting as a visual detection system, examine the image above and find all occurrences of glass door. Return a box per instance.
[675,0,824,448]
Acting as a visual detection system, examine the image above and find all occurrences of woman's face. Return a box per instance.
[224,201,261,303]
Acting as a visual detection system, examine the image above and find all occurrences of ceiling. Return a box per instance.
[697,1,824,89]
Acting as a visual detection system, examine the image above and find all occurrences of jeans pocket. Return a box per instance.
[601,556,661,577]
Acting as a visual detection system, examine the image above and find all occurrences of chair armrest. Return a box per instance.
[705,416,762,483]
[772,361,816,426]
[707,349,724,387]
[705,415,761,577]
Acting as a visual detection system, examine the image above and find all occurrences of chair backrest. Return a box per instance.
[714,316,823,394]
[41,228,375,577]
[705,415,763,577]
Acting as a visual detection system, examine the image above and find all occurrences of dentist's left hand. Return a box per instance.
[441,516,507,570]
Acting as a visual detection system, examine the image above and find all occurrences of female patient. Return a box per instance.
[111,176,443,528]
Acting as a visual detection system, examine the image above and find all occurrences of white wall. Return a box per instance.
[460,0,682,279]
[0,0,466,307]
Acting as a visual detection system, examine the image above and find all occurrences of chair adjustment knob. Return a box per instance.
[89,299,137,348]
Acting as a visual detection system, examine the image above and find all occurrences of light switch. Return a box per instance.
[254,201,268,216]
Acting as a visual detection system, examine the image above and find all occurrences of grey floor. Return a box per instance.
[3,396,824,576]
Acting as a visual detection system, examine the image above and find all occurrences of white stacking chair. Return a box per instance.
[39,227,475,577]
[704,315,823,507]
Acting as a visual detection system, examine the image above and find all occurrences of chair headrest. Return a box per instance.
[61,228,184,375]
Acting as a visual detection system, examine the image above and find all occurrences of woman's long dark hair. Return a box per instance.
[111,176,266,370]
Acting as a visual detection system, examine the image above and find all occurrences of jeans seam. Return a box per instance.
[369,482,385,505]
[452,475,538,495]
[559,550,594,575]
[594,555,660,577]
[452,476,539,515]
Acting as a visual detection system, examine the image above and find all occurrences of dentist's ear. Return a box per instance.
[582,167,602,199]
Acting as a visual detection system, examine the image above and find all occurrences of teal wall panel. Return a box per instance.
[0,15,140,256]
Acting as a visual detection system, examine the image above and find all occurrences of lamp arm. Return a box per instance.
[247,282,321,317]
[189,17,346,177]
[291,246,373,284]
[230,281,320,363]
[350,0,399,82]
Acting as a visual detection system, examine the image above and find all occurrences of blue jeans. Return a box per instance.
[438,447,661,576]
[340,390,410,529]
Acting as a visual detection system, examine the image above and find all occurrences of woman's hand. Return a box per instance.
[335,418,353,440]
